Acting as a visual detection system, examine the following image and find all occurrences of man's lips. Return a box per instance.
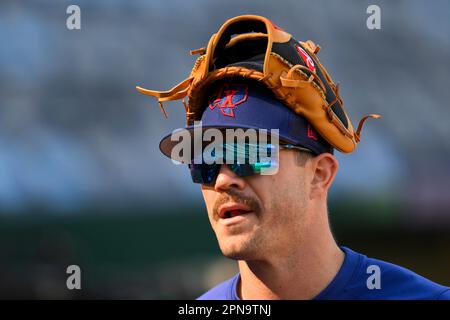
[218,203,253,219]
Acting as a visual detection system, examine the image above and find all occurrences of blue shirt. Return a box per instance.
[197,246,450,300]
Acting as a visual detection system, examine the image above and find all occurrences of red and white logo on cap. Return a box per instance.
[295,45,315,72]
[208,83,248,117]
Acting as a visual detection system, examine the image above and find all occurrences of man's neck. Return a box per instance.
[237,220,344,300]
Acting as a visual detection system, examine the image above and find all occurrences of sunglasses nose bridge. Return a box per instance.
[214,164,246,191]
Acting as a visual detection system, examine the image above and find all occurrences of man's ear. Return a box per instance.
[309,153,339,199]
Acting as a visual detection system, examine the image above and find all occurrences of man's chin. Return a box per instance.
[218,237,262,261]
[222,250,254,261]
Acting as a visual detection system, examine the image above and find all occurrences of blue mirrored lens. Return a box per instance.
[189,164,220,184]
[189,143,279,184]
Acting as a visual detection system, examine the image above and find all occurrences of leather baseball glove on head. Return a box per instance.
[136,14,380,153]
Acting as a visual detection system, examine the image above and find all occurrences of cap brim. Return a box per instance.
[159,123,300,163]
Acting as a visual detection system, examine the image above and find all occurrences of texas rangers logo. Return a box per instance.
[295,44,316,72]
[208,83,248,117]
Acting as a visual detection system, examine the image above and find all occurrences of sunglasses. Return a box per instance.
[188,143,313,185]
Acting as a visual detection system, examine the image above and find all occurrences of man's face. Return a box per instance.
[201,149,315,261]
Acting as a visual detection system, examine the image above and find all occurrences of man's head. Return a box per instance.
[200,142,338,261]
[159,78,339,261]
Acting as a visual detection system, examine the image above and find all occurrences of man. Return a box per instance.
[137,15,450,299]
[193,80,450,300]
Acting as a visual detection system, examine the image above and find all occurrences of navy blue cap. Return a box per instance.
[159,78,333,160]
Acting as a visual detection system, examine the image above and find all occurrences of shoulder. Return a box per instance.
[196,274,240,300]
[342,247,450,300]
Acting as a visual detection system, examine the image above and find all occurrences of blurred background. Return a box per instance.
[0,0,449,299]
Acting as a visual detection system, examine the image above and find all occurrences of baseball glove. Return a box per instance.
[136,14,380,153]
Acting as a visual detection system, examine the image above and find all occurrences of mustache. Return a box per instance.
[213,188,262,217]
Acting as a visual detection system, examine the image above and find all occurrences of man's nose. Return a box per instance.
[214,164,246,192]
